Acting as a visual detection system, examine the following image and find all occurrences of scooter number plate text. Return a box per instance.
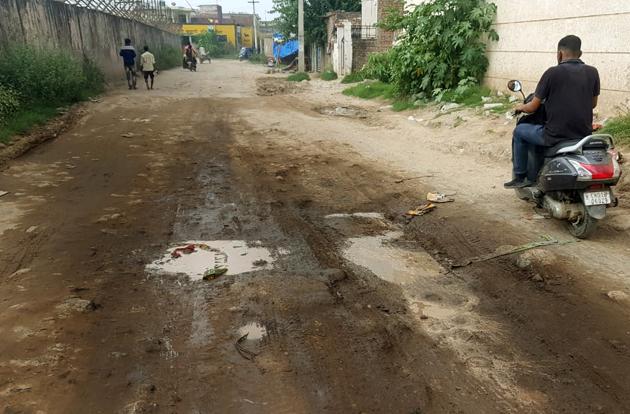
[584,191,611,206]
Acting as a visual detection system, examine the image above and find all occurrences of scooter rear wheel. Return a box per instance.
[567,209,598,239]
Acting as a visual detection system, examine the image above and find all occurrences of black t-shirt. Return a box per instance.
[534,59,600,145]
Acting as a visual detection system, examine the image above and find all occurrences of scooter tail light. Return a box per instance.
[568,159,592,181]
[570,159,615,180]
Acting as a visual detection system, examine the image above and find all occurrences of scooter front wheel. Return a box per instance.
[567,206,598,239]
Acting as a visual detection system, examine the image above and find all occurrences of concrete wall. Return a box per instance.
[0,0,181,81]
[485,1,630,114]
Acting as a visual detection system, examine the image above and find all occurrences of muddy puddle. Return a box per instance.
[334,213,528,404]
[146,240,273,281]
[344,231,443,285]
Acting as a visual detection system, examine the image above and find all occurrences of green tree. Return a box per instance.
[272,0,361,46]
[382,0,498,97]
[195,30,233,57]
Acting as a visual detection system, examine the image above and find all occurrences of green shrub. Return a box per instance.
[381,0,498,97]
[287,72,310,82]
[362,51,394,83]
[0,44,104,143]
[0,45,104,105]
[320,70,338,81]
[341,72,365,84]
[0,84,21,126]
[342,81,394,100]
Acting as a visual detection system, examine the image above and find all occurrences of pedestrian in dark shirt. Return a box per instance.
[119,38,138,90]
[504,35,600,189]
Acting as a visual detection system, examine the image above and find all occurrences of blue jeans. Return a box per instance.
[512,123,546,177]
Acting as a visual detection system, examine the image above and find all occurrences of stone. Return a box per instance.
[516,250,556,269]
[606,290,629,303]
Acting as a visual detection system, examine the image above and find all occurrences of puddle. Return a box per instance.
[238,322,267,341]
[325,212,384,220]
[146,240,273,281]
[343,231,443,285]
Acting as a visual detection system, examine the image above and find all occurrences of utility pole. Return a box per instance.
[298,0,305,72]
[248,0,260,53]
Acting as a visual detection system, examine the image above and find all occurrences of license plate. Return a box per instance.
[584,191,611,206]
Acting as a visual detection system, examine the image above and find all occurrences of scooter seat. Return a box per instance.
[544,139,581,157]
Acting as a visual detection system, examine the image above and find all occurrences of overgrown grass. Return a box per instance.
[0,106,60,143]
[0,45,104,143]
[320,70,338,81]
[601,114,630,146]
[341,72,365,84]
[153,45,182,70]
[287,72,310,82]
[342,81,394,100]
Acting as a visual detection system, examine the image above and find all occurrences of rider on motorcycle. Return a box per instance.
[504,35,601,189]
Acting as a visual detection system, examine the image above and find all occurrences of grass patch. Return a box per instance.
[0,106,60,143]
[440,85,492,106]
[601,114,630,146]
[287,72,310,82]
[391,99,420,112]
[341,72,365,84]
[320,70,338,81]
[342,81,394,100]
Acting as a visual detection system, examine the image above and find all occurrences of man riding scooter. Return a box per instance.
[504,35,601,189]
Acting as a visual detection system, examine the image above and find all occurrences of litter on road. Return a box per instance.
[427,192,455,203]
[406,202,435,217]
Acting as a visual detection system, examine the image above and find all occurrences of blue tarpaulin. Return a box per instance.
[273,33,299,60]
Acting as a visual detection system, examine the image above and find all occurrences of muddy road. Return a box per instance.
[1,60,630,413]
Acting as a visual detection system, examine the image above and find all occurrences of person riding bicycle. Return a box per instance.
[504,35,600,189]
[119,38,137,90]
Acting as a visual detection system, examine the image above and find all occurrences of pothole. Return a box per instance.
[316,105,368,119]
[146,240,273,281]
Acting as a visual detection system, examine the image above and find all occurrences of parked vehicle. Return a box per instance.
[507,80,622,238]
[239,47,253,61]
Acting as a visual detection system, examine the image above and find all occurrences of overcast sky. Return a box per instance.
[171,0,277,20]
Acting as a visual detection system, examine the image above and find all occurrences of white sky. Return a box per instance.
[171,0,277,20]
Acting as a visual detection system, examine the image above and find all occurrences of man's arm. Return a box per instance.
[593,96,598,109]
[515,97,542,114]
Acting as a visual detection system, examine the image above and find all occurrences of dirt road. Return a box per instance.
[1,60,630,413]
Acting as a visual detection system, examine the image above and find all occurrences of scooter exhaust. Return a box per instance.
[542,196,583,220]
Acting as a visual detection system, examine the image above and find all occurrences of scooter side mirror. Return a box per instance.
[507,80,522,92]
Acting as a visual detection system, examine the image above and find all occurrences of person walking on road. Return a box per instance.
[140,46,156,90]
[119,38,137,90]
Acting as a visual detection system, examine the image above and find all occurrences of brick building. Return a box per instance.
[324,0,402,74]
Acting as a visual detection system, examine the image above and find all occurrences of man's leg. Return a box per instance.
[125,66,132,89]
[149,72,154,90]
[143,72,150,89]
[505,123,545,188]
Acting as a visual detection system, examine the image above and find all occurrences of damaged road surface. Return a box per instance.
[1,61,630,413]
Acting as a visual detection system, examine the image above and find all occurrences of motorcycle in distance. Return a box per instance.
[507,80,622,238]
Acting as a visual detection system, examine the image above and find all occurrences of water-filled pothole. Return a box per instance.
[146,240,273,281]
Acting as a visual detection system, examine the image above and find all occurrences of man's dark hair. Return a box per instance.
[124,38,131,45]
[144,45,149,52]
[558,35,581,54]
